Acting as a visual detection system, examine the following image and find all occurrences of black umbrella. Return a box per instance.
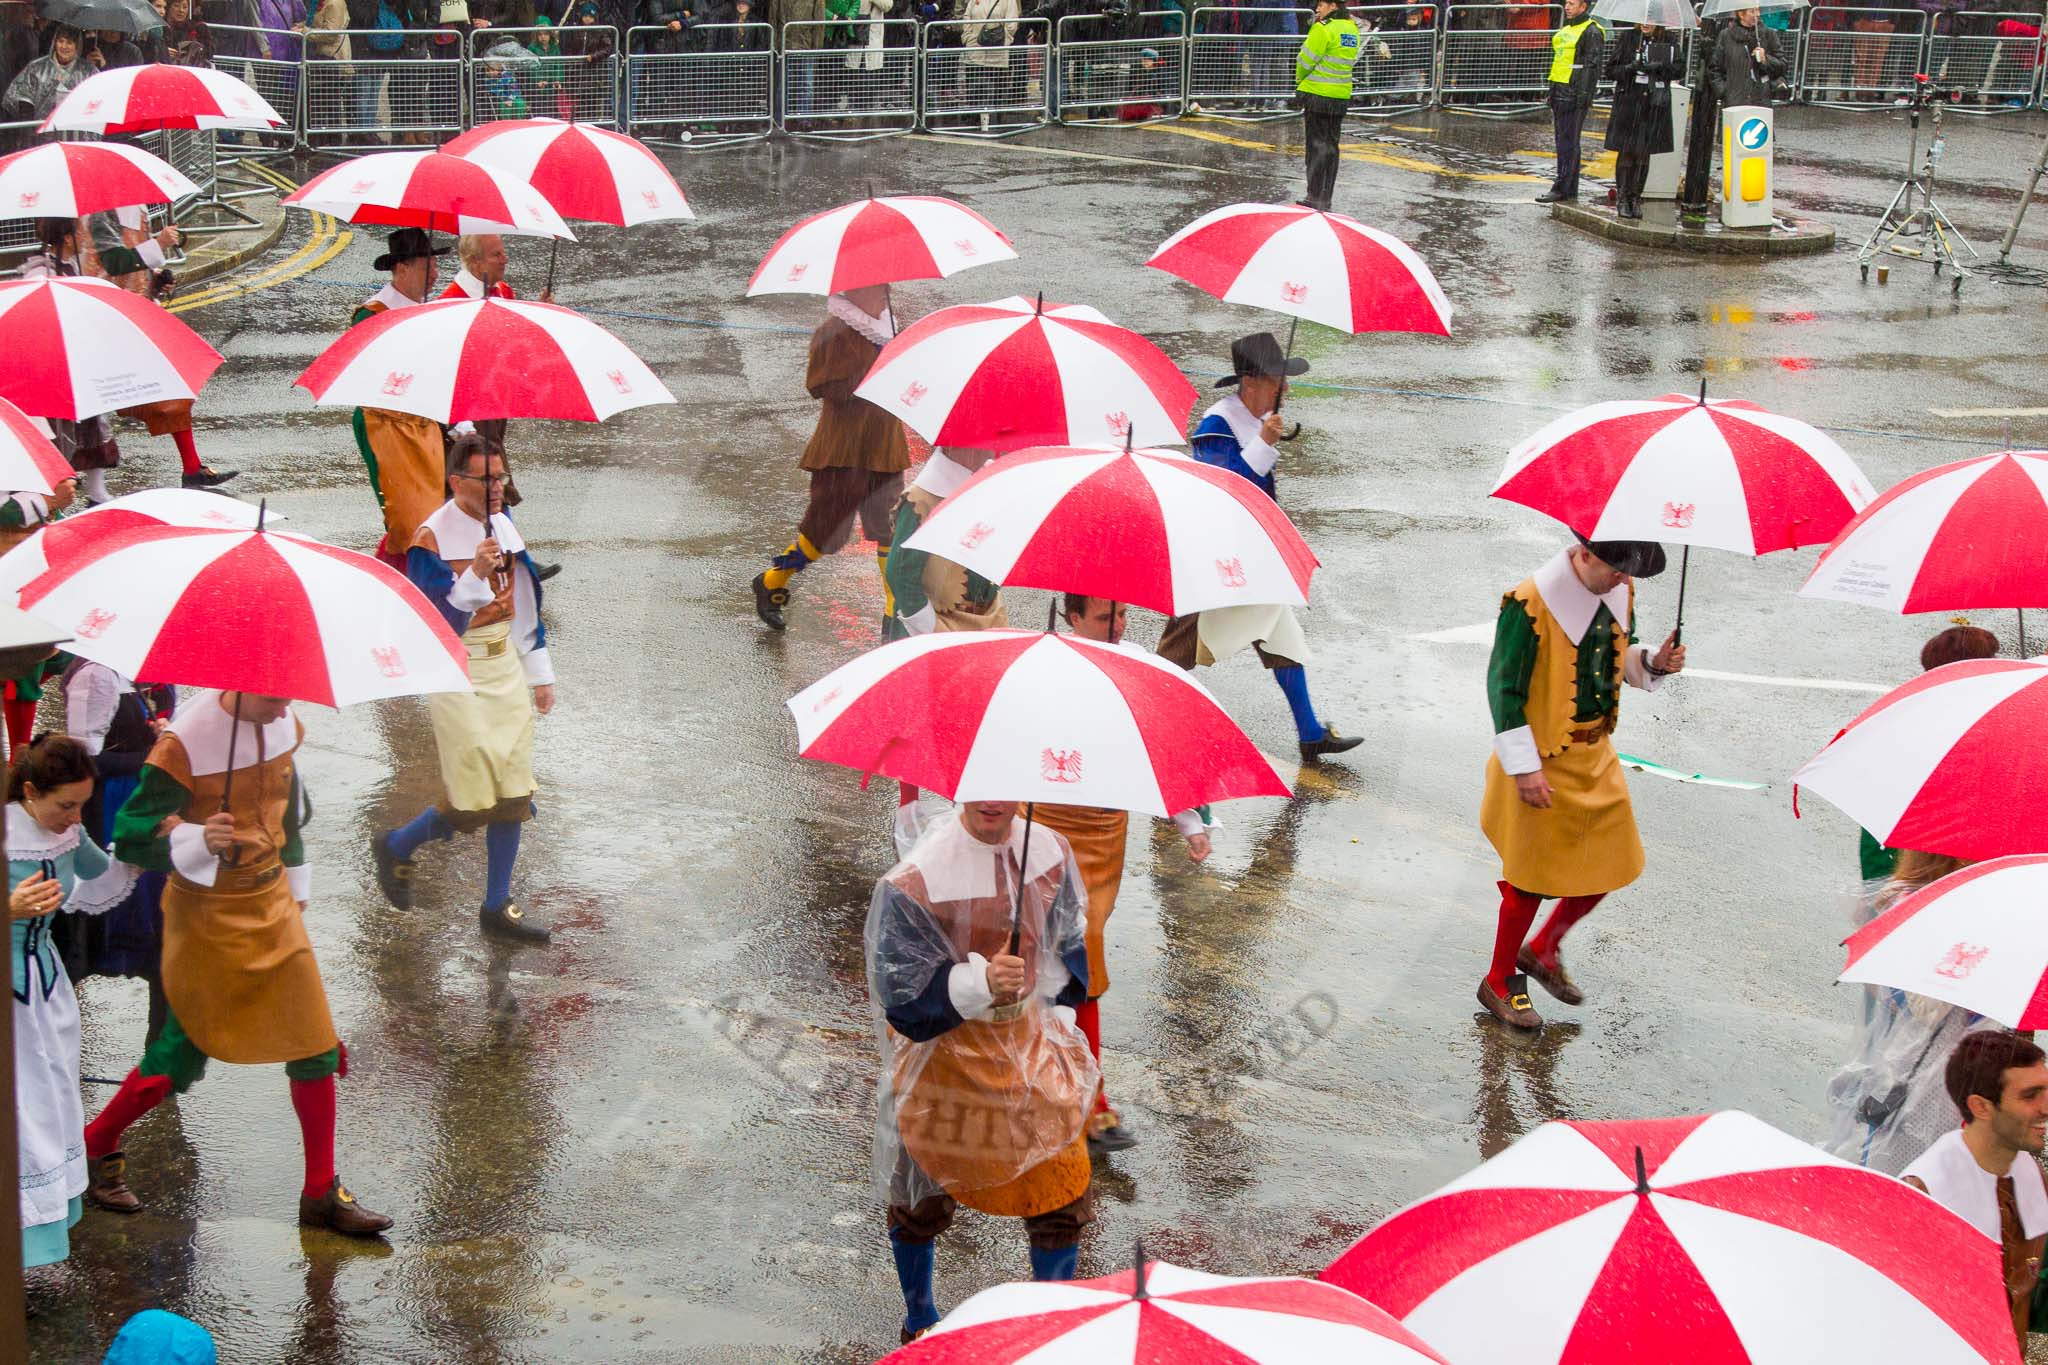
[38,0,163,35]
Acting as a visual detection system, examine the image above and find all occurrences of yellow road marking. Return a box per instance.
[1140,119,1545,183]
[168,161,349,314]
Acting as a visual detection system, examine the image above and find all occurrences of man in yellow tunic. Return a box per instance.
[373,432,557,944]
[867,799,1097,1343]
[80,691,393,1236]
[350,227,450,568]
[1477,539,1685,1030]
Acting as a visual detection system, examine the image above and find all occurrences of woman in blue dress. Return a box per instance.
[12,735,133,1269]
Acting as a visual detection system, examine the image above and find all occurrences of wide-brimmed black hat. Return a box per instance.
[1214,332,1311,388]
[1577,536,1668,579]
[372,227,450,273]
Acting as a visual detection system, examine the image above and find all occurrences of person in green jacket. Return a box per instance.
[1294,0,1360,212]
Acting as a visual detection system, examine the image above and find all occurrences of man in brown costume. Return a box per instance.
[751,284,910,631]
[80,690,393,1236]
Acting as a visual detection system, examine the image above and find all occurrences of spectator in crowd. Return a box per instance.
[959,0,1018,126]
[305,0,355,140]
[1709,5,1786,109]
[162,0,216,63]
[774,0,829,116]
[706,0,768,50]
[84,27,149,68]
[1603,20,1679,219]
[559,0,615,119]
[3,23,89,119]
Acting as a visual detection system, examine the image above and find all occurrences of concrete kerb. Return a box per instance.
[174,160,290,288]
[1548,198,1837,256]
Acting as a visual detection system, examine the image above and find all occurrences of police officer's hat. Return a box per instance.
[1576,535,1668,579]
[1216,332,1311,388]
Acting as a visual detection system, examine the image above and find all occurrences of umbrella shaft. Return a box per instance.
[1006,802,1036,957]
[1673,545,1689,646]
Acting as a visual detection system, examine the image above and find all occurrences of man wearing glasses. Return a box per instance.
[372,429,558,945]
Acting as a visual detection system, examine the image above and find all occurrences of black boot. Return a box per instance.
[371,832,414,910]
[480,900,551,944]
[533,562,562,583]
[751,572,790,631]
[181,466,238,490]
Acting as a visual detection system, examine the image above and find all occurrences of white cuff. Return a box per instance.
[1170,808,1209,838]
[168,822,218,887]
[9,492,47,525]
[1624,643,1666,692]
[136,237,167,270]
[521,646,555,688]
[1052,1003,1077,1029]
[947,953,995,1021]
[287,863,310,903]
[448,567,496,611]
[902,603,937,636]
[1493,725,1542,776]
[1240,435,1281,478]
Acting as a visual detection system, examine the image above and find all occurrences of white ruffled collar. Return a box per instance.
[910,810,1068,904]
[421,502,526,559]
[912,450,976,498]
[365,282,420,313]
[6,802,81,860]
[828,295,895,347]
[1532,550,1631,646]
[1202,393,1280,478]
[167,691,299,778]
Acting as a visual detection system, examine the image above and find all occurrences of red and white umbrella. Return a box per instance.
[747,195,1015,296]
[1792,656,2048,862]
[882,1258,1450,1364]
[0,397,81,497]
[1147,203,1453,337]
[294,297,672,424]
[1323,1110,2021,1365]
[788,630,1290,815]
[1493,388,1875,556]
[854,297,1197,453]
[903,443,1318,615]
[282,151,573,239]
[0,277,222,421]
[0,141,197,220]
[17,519,466,706]
[444,118,691,227]
[1841,853,2048,1028]
[40,62,285,134]
[0,488,273,598]
[1801,450,2048,614]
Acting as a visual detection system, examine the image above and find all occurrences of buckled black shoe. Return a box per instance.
[1299,726,1365,760]
[298,1177,394,1237]
[1087,1124,1139,1156]
[371,832,414,911]
[180,466,238,490]
[533,561,562,583]
[752,571,790,631]
[480,900,551,945]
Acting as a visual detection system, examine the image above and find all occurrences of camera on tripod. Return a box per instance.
[1897,71,1959,110]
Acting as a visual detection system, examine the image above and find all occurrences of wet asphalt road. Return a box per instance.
[23,104,2048,1362]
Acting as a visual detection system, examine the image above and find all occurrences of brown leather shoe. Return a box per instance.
[86,1151,142,1214]
[1518,945,1584,1006]
[1478,974,1543,1030]
[298,1178,394,1238]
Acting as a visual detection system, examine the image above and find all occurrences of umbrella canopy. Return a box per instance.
[1699,0,1803,13]
[1323,1110,2021,1365]
[443,118,692,227]
[0,141,196,220]
[902,443,1319,616]
[787,630,1291,816]
[1592,0,1699,26]
[1841,853,2048,1029]
[1800,450,2048,614]
[882,1258,1451,1364]
[853,296,1197,453]
[282,151,574,239]
[0,397,82,497]
[0,276,222,421]
[16,519,466,706]
[1147,203,1453,337]
[747,195,1016,296]
[0,487,273,598]
[1494,390,1874,556]
[37,0,161,35]
[294,297,673,424]
[1791,656,2048,862]
[42,62,282,134]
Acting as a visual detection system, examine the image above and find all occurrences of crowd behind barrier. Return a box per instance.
[0,2,2041,182]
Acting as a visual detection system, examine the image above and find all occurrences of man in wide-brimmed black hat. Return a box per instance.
[1157,332,1362,761]
[1476,536,1685,1030]
[350,227,449,570]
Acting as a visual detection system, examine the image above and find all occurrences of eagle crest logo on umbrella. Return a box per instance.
[953,239,977,258]
[1105,412,1131,439]
[1041,748,1084,783]
[381,371,414,397]
[15,191,36,209]
[1216,557,1247,588]
[786,262,809,283]
[371,645,407,679]
[1934,942,1990,979]
[75,608,116,640]
[348,178,377,194]
[641,190,659,209]
[607,370,631,394]
[901,381,928,407]
[1661,501,1697,529]
[958,521,995,549]
[1280,281,1309,304]
[82,98,102,114]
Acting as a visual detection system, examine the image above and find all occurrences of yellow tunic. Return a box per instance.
[1032,803,1126,996]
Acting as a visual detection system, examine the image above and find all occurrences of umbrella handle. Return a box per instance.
[217,691,243,869]
[543,237,559,298]
[1671,544,1689,647]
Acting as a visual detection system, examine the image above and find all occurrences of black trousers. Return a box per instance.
[1548,89,1586,198]
[1301,92,1349,210]
[1615,148,1651,204]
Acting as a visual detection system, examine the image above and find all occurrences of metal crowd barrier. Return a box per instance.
[300,28,466,148]
[1351,4,1439,116]
[1188,6,1309,120]
[471,25,621,128]
[920,16,1051,138]
[1797,6,1927,108]
[1927,10,2044,110]
[625,23,776,146]
[1054,10,1187,125]
[780,19,919,141]
[1439,3,1558,113]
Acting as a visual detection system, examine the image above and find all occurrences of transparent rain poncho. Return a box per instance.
[2,52,88,121]
[1824,876,1997,1175]
[865,812,1098,1211]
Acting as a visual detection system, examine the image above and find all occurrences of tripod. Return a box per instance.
[1994,118,2048,266]
[1857,75,1976,294]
